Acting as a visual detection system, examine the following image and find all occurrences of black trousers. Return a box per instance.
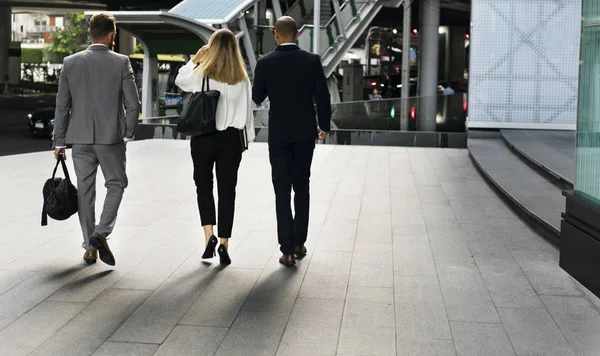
[269,140,315,255]
[191,128,243,238]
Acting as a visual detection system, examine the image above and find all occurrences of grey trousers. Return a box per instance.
[72,143,128,250]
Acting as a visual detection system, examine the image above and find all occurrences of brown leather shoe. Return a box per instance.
[294,245,307,259]
[89,232,116,266]
[83,250,97,264]
[279,254,296,267]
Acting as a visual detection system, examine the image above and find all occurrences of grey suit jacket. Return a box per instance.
[54,44,140,147]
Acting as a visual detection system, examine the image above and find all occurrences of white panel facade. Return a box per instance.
[469,0,581,129]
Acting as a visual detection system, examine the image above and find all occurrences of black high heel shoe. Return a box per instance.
[202,236,218,259]
[218,244,231,266]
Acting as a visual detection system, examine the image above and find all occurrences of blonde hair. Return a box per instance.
[199,29,248,85]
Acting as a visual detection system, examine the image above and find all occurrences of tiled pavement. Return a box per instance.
[1,140,599,356]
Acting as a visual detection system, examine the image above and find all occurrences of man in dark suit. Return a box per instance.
[252,16,331,267]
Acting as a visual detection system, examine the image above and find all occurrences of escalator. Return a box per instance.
[260,0,405,78]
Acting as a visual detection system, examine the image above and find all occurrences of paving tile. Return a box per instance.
[28,289,150,356]
[0,270,34,296]
[180,268,261,327]
[395,276,452,340]
[0,239,47,268]
[421,204,457,223]
[437,265,499,323]
[450,200,490,225]
[393,235,437,277]
[451,322,515,356]
[298,251,352,300]
[316,218,357,252]
[349,243,393,288]
[541,295,600,356]
[229,230,279,269]
[242,255,309,313]
[91,342,159,356]
[0,260,87,317]
[511,250,582,296]
[110,262,218,344]
[460,224,512,259]
[475,257,543,308]
[215,311,289,356]
[49,251,148,303]
[498,307,576,356]
[396,337,456,356]
[153,325,227,356]
[356,213,392,245]
[417,185,449,205]
[277,298,344,356]
[0,301,86,356]
[114,239,197,291]
[428,232,476,268]
[337,286,396,356]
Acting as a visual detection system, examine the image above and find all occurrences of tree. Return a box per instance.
[48,13,89,57]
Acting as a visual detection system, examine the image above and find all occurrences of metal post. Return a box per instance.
[401,0,411,130]
[313,0,320,54]
[419,0,440,132]
[331,0,345,40]
[254,1,260,27]
[0,7,11,93]
[272,0,283,19]
[238,16,257,75]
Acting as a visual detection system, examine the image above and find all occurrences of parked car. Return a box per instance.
[27,108,55,138]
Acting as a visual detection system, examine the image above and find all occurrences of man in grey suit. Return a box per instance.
[53,13,140,266]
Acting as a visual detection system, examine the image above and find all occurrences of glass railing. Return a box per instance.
[141,94,467,133]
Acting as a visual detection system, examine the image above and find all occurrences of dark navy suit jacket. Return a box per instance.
[252,44,331,143]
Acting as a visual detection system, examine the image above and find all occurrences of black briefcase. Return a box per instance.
[41,156,78,226]
[176,76,220,137]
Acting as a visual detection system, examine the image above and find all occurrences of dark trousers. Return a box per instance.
[191,128,243,238]
[269,140,315,255]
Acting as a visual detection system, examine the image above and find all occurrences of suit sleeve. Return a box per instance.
[122,56,140,139]
[53,57,71,147]
[313,55,331,132]
[252,59,267,105]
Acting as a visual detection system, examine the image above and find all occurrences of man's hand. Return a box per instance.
[54,148,66,161]
[318,130,327,140]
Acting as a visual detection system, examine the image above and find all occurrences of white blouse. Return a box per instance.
[175,60,255,142]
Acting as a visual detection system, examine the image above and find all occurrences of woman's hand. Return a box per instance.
[192,45,209,64]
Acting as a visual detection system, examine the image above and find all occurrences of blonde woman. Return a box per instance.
[175,29,255,266]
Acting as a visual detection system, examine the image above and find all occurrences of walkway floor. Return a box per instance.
[1,141,599,356]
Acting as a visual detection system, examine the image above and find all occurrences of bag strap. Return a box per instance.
[58,156,72,183]
[51,158,61,179]
[202,76,210,92]
[41,202,48,226]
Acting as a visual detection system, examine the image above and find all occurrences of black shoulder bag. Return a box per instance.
[42,156,78,226]
[176,76,220,137]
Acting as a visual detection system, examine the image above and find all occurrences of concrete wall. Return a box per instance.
[468,0,581,129]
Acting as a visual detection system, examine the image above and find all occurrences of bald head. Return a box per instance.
[274,16,298,44]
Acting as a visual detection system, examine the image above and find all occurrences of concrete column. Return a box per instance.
[0,7,11,93]
[142,53,159,120]
[418,0,440,132]
[118,29,136,56]
[313,0,320,54]
[401,0,412,130]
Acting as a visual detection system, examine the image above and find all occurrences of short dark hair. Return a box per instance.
[89,13,116,40]
[274,16,298,38]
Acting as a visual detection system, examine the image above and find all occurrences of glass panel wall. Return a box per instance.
[576,1,600,202]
